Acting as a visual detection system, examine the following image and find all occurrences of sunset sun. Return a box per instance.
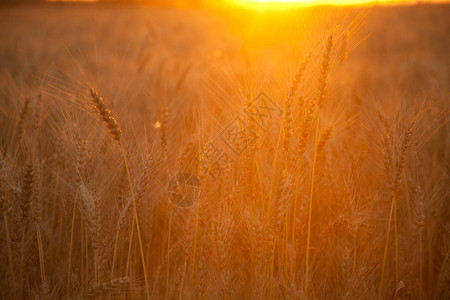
[236,0,424,6]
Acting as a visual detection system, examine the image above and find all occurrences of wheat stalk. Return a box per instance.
[67,136,88,294]
[305,34,333,293]
[32,159,47,294]
[378,120,415,300]
[112,154,152,278]
[0,156,15,298]
[90,88,150,299]
[414,186,425,300]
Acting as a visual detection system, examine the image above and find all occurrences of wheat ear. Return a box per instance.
[283,55,311,166]
[32,160,47,293]
[18,161,36,300]
[17,97,30,139]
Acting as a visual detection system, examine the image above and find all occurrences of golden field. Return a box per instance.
[0,2,448,299]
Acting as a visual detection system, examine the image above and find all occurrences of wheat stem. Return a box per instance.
[120,144,150,299]
[291,156,303,280]
[111,230,119,279]
[378,191,396,300]
[179,257,188,300]
[283,217,288,281]
[35,223,47,289]
[305,110,321,293]
[394,200,399,284]
[419,232,423,300]
[18,224,26,300]
[268,125,283,215]
[55,208,65,257]
[49,172,60,258]
[80,221,84,291]
[435,248,449,298]
[3,213,16,298]
[189,197,201,298]
[166,203,172,300]
[290,157,303,281]
[67,189,79,295]
[126,218,135,276]
[269,233,277,300]
[255,160,265,216]
[85,225,89,289]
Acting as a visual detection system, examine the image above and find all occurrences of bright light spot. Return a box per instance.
[241,0,313,2]
[235,0,424,6]
[153,121,161,129]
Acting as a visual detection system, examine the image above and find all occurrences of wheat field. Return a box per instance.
[0,1,448,299]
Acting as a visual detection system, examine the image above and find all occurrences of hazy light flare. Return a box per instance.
[235,0,447,7]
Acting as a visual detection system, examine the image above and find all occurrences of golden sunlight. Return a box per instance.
[236,0,436,7]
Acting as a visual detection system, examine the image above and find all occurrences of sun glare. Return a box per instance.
[236,0,425,7]
[241,0,313,2]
